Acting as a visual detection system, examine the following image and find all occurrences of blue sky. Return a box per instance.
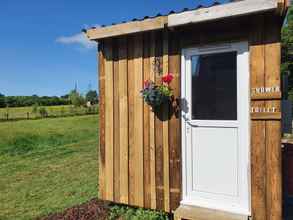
[0,0,229,96]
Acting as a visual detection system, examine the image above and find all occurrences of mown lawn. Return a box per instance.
[0,115,99,220]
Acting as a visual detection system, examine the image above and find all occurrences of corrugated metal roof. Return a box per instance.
[85,0,235,31]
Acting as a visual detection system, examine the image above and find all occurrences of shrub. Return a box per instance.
[69,91,86,107]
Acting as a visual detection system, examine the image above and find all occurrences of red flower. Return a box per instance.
[162,73,174,84]
[144,80,151,88]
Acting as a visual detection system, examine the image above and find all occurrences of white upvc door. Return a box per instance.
[181,42,251,215]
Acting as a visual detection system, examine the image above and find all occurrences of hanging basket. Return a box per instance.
[140,74,174,111]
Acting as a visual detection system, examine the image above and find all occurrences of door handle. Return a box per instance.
[182,115,199,127]
[182,114,190,122]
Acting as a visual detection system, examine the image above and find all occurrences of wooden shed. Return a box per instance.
[85,0,290,219]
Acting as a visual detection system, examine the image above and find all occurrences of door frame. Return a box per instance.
[180,42,251,215]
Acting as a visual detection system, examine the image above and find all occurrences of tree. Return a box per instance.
[39,107,48,118]
[282,6,293,92]
[32,103,39,114]
[61,94,69,99]
[86,90,98,104]
[0,93,5,108]
[69,90,85,107]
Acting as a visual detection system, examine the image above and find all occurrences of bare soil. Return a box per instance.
[38,199,110,220]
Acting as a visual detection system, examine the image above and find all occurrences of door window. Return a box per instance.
[191,52,237,120]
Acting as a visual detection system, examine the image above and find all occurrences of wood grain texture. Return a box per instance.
[149,31,157,210]
[132,33,144,207]
[118,37,129,204]
[98,42,106,200]
[128,35,135,206]
[143,32,151,209]
[87,16,167,40]
[163,29,170,212]
[155,31,164,210]
[264,15,282,220]
[251,112,282,120]
[113,40,120,203]
[249,15,267,220]
[251,92,282,100]
[104,39,114,201]
[168,30,182,212]
[174,205,247,220]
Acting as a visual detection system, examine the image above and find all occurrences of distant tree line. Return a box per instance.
[0,93,5,108]
[0,90,99,108]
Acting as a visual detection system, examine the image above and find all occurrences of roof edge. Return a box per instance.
[86,16,167,40]
[86,0,286,41]
[168,0,278,28]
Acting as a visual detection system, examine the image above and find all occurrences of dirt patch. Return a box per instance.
[38,199,110,220]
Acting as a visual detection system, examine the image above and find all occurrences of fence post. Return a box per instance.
[27,112,30,120]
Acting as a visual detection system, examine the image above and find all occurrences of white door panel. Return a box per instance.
[192,127,239,197]
[181,42,250,215]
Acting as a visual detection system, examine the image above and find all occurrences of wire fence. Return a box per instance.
[0,105,99,122]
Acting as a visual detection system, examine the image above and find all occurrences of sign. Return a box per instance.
[251,86,282,100]
[251,107,277,113]
[251,86,280,94]
[250,106,281,120]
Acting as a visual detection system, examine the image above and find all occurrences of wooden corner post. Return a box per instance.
[250,14,282,220]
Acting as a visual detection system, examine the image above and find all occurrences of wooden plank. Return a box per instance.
[156,186,180,193]
[86,16,167,40]
[104,38,114,201]
[149,31,157,209]
[179,16,249,49]
[277,0,290,15]
[249,15,267,220]
[155,31,164,210]
[113,39,120,203]
[118,37,129,204]
[98,42,106,200]
[162,29,170,213]
[143,32,151,209]
[277,0,285,15]
[251,112,281,120]
[128,35,135,205]
[174,205,247,220]
[264,15,282,220]
[168,30,182,212]
[251,92,282,100]
[132,33,144,207]
[168,0,278,28]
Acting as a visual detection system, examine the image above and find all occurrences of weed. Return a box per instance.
[109,205,169,220]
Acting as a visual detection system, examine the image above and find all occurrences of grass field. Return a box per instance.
[0,105,98,121]
[0,115,99,220]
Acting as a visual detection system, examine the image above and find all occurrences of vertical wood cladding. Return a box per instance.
[98,14,282,218]
[99,30,181,212]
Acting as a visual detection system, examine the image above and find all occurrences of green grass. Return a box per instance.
[0,115,99,220]
[0,105,98,120]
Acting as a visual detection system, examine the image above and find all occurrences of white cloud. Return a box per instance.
[56,32,97,49]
